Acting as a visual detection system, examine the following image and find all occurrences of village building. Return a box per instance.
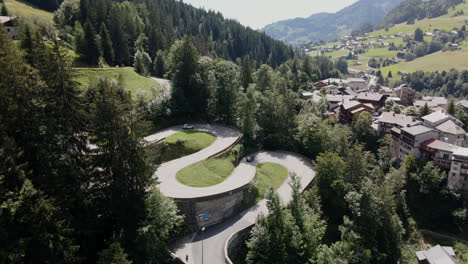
[415,97,448,110]
[301,92,314,100]
[456,100,468,113]
[392,125,439,161]
[421,139,460,169]
[393,84,415,106]
[347,78,368,90]
[338,101,374,124]
[449,148,468,197]
[421,110,462,128]
[313,81,328,89]
[435,120,466,147]
[356,92,388,110]
[376,111,420,135]
[326,94,354,111]
[0,16,18,40]
[416,245,459,264]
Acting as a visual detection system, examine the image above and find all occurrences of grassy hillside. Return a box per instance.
[380,47,468,76]
[312,1,468,76]
[73,67,162,99]
[4,0,54,26]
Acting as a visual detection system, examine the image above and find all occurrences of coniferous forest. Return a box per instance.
[53,0,294,68]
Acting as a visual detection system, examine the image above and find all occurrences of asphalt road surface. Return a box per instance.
[147,125,315,264]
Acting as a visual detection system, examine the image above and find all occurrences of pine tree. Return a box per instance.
[152,50,166,78]
[240,55,253,88]
[414,28,424,42]
[83,19,100,65]
[1,2,8,16]
[90,77,154,245]
[167,38,204,119]
[0,24,79,264]
[237,84,258,144]
[98,242,132,264]
[99,23,114,65]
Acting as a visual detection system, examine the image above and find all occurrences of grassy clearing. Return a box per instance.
[4,0,54,26]
[380,49,468,76]
[73,67,161,99]
[254,163,288,202]
[176,147,239,187]
[157,131,216,163]
[362,48,399,58]
[326,49,349,58]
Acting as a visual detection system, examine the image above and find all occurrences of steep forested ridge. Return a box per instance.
[263,0,402,45]
[55,0,294,67]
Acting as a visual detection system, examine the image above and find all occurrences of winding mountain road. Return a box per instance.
[146,124,315,264]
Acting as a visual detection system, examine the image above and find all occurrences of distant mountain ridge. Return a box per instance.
[263,0,403,45]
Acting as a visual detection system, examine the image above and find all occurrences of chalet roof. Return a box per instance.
[378,112,419,127]
[422,110,461,125]
[457,100,468,109]
[422,139,460,153]
[436,120,466,135]
[351,107,371,114]
[414,100,439,108]
[453,148,468,158]
[347,78,367,83]
[342,101,361,110]
[401,125,435,136]
[395,84,412,91]
[422,96,448,105]
[326,94,354,103]
[416,245,458,264]
[0,16,15,24]
[356,92,385,102]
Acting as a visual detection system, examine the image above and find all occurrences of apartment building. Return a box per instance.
[448,148,468,196]
[392,125,439,161]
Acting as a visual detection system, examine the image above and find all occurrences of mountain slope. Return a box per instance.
[263,0,402,45]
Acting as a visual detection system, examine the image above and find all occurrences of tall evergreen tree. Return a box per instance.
[167,38,205,119]
[89,77,154,248]
[83,19,100,65]
[240,56,254,88]
[152,50,167,78]
[99,23,114,65]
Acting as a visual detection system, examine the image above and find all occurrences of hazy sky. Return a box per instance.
[182,0,358,29]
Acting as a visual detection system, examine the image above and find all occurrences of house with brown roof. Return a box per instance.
[376,112,420,135]
[356,92,388,110]
[339,101,374,124]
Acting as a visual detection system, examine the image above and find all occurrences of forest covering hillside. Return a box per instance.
[51,0,293,68]
[262,0,402,45]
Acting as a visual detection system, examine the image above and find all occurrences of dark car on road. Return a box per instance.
[246,155,255,162]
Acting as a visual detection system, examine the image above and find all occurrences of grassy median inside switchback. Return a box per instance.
[176,146,240,187]
[156,131,216,163]
[254,163,288,202]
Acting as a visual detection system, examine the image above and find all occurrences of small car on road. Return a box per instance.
[182,124,194,130]
[246,155,255,162]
